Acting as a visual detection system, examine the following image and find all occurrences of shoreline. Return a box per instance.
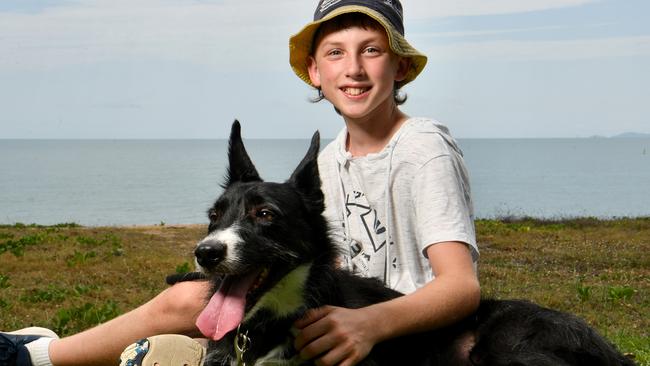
[2,216,649,229]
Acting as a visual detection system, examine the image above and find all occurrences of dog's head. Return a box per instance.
[194,122,334,340]
[195,120,327,274]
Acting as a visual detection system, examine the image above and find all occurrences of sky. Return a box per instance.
[0,0,648,139]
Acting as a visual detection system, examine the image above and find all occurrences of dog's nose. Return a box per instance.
[195,241,226,268]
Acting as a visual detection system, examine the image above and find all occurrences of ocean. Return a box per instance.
[1,138,649,226]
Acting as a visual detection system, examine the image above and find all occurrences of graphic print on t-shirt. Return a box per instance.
[344,190,391,279]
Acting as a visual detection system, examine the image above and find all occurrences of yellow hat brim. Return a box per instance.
[289,5,427,88]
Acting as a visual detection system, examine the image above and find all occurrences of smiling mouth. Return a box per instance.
[342,87,370,96]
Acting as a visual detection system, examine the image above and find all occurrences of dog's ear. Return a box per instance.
[289,131,324,212]
[225,120,262,187]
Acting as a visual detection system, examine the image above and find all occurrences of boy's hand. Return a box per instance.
[294,306,379,366]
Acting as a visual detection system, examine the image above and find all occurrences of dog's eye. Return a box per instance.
[255,208,274,222]
[208,209,220,221]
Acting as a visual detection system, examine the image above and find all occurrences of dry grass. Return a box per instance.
[1,218,648,364]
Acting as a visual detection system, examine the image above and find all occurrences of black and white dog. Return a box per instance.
[188,121,633,365]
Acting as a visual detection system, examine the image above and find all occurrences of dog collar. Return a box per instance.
[234,324,251,366]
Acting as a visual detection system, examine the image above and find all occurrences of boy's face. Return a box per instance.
[307,22,409,122]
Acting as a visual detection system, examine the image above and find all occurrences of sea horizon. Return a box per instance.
[1,138,649,225]
[2,134,650,141]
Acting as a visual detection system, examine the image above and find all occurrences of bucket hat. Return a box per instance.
[289,0,428,88]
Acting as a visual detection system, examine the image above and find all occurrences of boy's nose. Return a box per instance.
[345,55,365,78]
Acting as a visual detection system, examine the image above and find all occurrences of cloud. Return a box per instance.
[0,0,312,70]
[415,25,572,39]
[403,0,599,18]
[421,35,650,62]
[0,0,634,70]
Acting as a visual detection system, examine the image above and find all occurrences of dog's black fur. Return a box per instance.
[188,121,634,365]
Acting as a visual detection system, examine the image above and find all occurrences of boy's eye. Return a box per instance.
[326,49,343,57]
[364,46,381,54]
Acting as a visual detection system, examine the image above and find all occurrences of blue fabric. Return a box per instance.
[123,339,150,366]
[0,333,41,366]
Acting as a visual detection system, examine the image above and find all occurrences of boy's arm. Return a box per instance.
[294,241,480,366]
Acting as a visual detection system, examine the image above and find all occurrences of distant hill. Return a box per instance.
[611,132,650,138]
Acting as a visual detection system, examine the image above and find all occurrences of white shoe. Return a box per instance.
[119,334,206,366]
[7,327,59,340]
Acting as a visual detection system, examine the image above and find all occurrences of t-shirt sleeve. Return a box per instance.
[413,147,478,262]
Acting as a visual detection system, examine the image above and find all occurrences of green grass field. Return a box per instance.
[1,218,648,364]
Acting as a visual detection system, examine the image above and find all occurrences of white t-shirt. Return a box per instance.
[318,117,478,294]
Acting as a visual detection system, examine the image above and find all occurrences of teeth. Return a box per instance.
[344,87,367,96]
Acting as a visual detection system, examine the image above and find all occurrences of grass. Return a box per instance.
[0,224,202,335]
[1,218,648,364]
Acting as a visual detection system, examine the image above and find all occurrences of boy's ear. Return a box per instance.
[394,56,411,83]
[307,56,322,88]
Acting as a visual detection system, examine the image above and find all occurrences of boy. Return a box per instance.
[1,1,479,365]
[289,1,479,365]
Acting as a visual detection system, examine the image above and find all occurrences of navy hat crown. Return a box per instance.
[314,0,405,35]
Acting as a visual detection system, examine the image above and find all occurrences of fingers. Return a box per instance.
[313,339,361,366]
[303,331,343,365]
[294,306,333,351]
[301,332,360,366]
[294,306,333,329]
[293,306,370,366]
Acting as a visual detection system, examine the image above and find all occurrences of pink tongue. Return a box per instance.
[196,271,260,340]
